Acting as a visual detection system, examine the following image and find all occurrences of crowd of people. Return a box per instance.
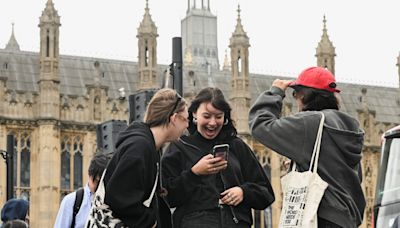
[0,66,367,228]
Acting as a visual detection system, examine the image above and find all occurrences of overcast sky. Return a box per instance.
[1,0,400,87]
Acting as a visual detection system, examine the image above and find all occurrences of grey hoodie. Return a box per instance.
[249,88,366,228]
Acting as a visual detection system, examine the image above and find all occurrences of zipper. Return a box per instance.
[220,172,239,224]
[179,138,239,223]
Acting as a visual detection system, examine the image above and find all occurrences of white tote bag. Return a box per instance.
[278,113,329,228]
[85,165,159,228]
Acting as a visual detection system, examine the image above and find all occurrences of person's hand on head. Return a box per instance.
[272,79,293,91]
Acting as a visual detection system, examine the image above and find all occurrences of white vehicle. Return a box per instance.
[373,126,400,228]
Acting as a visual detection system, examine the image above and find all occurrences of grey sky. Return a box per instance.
[1,0,399,87]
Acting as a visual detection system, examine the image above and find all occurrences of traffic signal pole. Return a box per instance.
[1,135,14,200]
[172,37,183,96]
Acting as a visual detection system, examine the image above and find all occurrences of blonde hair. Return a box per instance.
[144,88,186,127]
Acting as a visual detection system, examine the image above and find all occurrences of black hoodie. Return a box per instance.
[162,132,275,227]
[249,87,366,228]
[103,122,160,227]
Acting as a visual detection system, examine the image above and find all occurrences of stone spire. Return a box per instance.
[40,0,60,25]
[5,23,20,51]
[315,15,336,75]
[187,0,211,12]
[231,5,248,39]
[137,0,159,90]
[137,0,157,35]
[229,5,251,136]
[222,49,231,71]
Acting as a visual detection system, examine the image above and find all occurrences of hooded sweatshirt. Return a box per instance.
[249,87,366,228]
[162,132,275,227]
[103,122,160,227]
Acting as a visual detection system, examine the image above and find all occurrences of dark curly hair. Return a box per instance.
[88,152,110,179]
[187,87,237,140]
[293,85,339,111]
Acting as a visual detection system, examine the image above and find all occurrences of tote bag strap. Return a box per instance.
[309,112,325,173]
[143,163,159,207]
[291,112,325,173]
[95,169,108,203]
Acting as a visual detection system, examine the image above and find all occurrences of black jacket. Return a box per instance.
[249,87,366,228]
[104,122,169,227]
[161,132,275,227]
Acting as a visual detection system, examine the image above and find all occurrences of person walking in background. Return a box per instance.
[162,87,274,228]
[1,198,29,227]
[54,152,109,228]
[249,66,366,228]
[102,88,188,227]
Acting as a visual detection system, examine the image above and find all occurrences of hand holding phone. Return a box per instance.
[213,144,229,161]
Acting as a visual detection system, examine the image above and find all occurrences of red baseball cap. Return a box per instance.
[289,66,340,93]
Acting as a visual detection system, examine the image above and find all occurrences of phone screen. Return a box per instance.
[213,144,229,161]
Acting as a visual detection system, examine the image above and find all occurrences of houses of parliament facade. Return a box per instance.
[0,0,399,227]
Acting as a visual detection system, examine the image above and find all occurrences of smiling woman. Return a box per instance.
[161,87,275,228]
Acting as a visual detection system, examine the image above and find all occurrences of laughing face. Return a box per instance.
[193,102,225,140]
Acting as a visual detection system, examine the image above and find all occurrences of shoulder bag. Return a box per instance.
[278,112,328,228]
[85,164,159,228]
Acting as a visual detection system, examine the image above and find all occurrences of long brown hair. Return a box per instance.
[144,88,186,127]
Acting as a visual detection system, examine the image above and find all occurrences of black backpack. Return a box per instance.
[71,187,84,228]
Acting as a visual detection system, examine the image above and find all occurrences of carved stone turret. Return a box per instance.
[35,1,62,227]
[315,15,336,75]
[137,0,159,90]
[229,5,251,136]
[38,0,61,118]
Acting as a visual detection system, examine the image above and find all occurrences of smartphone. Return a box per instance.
[212,144,229,161]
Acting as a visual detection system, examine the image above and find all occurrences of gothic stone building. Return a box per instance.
[0,1,399,227]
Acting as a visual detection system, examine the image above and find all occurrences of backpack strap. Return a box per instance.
[71,187,85,228]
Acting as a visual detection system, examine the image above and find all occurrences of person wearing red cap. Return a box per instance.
[249,66,366,228]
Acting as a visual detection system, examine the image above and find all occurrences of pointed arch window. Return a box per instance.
[73,136,83,189]
[46,29,50,57]
[54,31,57,58]
[145,40,149,67]
[9,131,31,201]
[237,50,242,77]
[60,135,84,199]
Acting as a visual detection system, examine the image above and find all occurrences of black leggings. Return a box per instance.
[180,206,249,228]
[318,217,343,228]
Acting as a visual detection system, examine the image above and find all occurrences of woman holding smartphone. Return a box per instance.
[161,87,274,228]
